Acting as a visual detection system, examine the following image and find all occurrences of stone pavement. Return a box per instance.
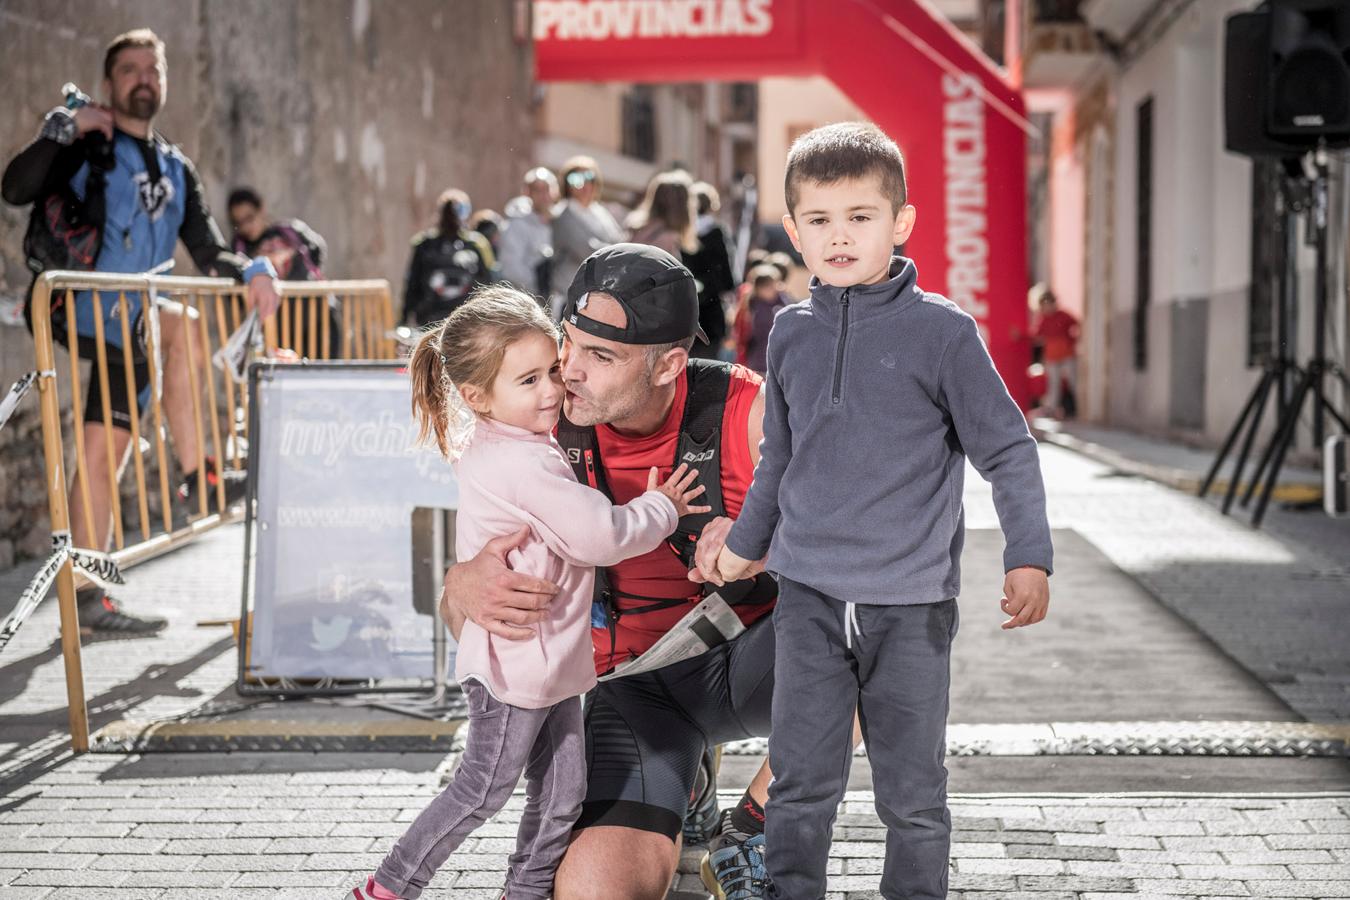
[2,440,1349,897]
[1,755,1349,899]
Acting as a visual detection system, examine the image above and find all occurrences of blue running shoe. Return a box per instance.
[700,826,767,900]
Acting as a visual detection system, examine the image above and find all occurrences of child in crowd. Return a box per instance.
[1031,283,1080,419]
[714,123,1054,899]
[353,285,708,900]
[733,264,790,374]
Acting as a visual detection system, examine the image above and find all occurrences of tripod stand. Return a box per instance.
[1200,147,1350,526]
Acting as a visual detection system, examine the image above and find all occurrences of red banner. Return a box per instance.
[536,0,1031,405]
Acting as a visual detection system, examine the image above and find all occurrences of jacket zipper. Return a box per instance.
[832,289,850,404]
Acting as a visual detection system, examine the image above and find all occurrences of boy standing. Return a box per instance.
[714,123,1053,899]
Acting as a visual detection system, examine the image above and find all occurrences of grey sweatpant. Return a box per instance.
[375,680,585,899]
[766,577,958,900]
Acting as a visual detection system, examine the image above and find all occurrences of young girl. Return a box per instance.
[352,285,708,900]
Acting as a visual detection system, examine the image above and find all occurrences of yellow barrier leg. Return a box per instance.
[31,276,90,752]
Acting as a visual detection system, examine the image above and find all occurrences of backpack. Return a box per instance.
[555,358,776,673]
[21,135,114,340]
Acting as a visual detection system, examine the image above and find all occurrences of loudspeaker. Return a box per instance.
[1225,1,1350,158]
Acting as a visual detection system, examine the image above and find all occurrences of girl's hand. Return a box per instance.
[647,463,712,519]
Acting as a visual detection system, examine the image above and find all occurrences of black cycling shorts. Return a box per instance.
[574,612,776,840]
[26,284,152,432]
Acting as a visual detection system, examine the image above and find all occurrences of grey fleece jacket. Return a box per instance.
[724,257,1053,605]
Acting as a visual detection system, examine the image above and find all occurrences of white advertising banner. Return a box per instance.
[246,364,458,683]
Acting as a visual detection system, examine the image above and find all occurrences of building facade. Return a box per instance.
[1013,0,1350,448]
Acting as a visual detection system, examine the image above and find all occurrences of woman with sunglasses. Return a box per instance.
[550,156,624,317]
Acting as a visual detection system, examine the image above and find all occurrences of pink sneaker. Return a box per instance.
[351,875,401,899]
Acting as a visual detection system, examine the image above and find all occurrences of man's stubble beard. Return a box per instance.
[563,376,655,428]
[116,90,161,123]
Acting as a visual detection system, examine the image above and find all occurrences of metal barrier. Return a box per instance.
[26,270,397,750]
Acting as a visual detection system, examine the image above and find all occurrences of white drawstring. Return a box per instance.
[844,600,861,649]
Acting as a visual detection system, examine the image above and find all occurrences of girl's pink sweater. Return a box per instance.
[451,416,678,708]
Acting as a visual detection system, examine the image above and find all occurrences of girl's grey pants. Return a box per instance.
[375,680,585,899]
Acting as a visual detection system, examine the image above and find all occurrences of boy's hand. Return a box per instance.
[715,545,754,585]
[1000,566,1049,629]
[648,463,712,519]
[689,516,733,583]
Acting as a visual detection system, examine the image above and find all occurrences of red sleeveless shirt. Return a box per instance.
[589,364,773,674]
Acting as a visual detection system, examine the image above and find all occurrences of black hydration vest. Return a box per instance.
[555,357,775,673]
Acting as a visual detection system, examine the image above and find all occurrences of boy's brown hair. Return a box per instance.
[104,28,166,80]
[784,122,907,217]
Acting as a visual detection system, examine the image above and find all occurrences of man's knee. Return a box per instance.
[80,423,133,477]
[554,825,677,900]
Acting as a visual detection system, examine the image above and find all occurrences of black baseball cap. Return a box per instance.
[563,243,709,345]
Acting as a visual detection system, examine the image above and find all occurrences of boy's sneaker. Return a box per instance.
[77,591,167,636]
[682,748,721,846]
[701,811,768,900]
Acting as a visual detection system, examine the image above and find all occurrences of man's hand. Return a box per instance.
[440,525,559,640]
[73,105,114,140]
[1000,566,1049,630]
[246,274,281,319]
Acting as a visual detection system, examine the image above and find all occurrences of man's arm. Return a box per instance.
[441,526,559,641]
[746,380,766,467]
[177,158,280,317]
[178,157,248,280]
[2,107,110,207]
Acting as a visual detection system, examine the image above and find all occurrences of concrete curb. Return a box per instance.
[1033,426,1323,504]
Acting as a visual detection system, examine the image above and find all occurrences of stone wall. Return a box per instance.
[0,0,536,564]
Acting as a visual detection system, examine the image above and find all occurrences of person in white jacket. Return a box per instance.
[498,167,558,301]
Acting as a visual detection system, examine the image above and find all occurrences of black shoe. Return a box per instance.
[77,592,167,636]
[178,456,248,513]
[683,747,721,846]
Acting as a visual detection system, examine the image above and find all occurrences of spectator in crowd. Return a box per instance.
[227,186,326,281]
[766,250,795,285]
[551,156,624,314]
[402,188,496,326]
[1031,284,1080,419]
[741,247,769,280]
[734,264,790,375]
[1,28,280,634]
[683,181,736,359]
[469,208,504,260]
[625,169,699,259]
[228,186,338,357]
[498,166,558,301]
